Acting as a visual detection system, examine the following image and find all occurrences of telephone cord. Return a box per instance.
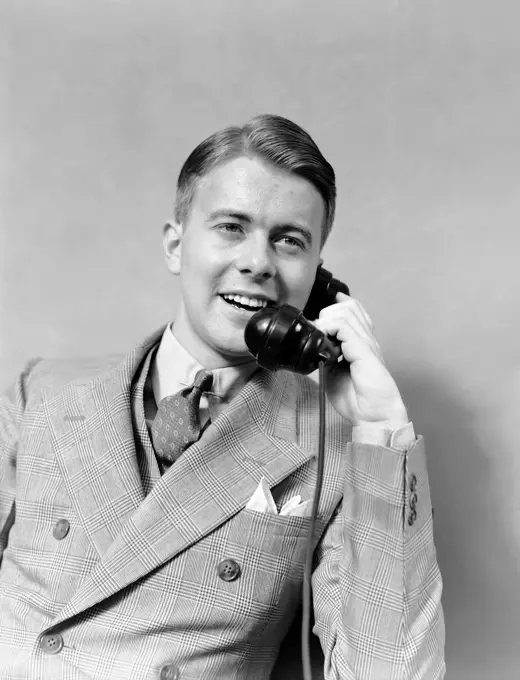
[301,360,327,680]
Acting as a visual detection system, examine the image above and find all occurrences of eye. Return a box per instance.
[218,222,243,233]
[277,235,305,251]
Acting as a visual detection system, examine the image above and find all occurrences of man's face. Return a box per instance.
[165,155,325,368]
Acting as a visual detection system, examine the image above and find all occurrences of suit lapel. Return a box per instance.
[45,327,165,560]
[50,367,316,627]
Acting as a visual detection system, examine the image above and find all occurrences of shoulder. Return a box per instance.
[29,353,123,384]
[0,353,121,430]
[11,353,124,405]
[3,325,166,416]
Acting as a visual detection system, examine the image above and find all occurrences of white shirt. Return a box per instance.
[149,324,259,426]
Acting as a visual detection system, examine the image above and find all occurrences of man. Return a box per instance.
[0,114,445,679]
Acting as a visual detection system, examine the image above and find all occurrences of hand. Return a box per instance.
[312,293,409,427]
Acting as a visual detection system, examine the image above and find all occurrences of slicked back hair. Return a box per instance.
[174,114,336,248]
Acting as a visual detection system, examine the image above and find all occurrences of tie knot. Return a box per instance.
[191,369,213,394]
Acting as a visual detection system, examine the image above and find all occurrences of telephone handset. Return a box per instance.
[244,266,350,375]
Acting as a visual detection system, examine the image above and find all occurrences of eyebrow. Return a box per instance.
[207,209,314,246]
[208,210,253,223]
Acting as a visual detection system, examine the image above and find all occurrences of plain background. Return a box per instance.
[1,1,519,678]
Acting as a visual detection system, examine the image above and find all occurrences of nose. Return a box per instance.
[235,233,276,280]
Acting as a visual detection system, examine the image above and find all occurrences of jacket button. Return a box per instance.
[408,508,418,526]
[53,519,70,540]
[409,493,418,510]
[218,558,241,582]
[160,663,180,680]
[409,474,417,493]
[39,632,64,654]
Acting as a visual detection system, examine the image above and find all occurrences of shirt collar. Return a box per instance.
[151,323,259,406]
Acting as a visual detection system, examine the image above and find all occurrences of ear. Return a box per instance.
[163,220,183,275]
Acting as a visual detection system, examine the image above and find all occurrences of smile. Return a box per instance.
[221,294,270,312]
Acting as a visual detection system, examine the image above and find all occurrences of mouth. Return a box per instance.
[220,294,274,313]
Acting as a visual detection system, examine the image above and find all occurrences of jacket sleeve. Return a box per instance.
[0,360,41,564]
[311,436,446,680]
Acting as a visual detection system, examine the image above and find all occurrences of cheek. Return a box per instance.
[292,290,314,311]
[185,232,233,270]
[180,259,228,309]
[284,265,316,306]
[181,243,220,284]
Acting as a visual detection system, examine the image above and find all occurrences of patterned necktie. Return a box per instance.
[151,369,213,468]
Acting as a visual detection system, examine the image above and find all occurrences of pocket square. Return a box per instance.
[246,477,312,518]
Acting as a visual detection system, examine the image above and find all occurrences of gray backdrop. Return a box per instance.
[2,1,519,678]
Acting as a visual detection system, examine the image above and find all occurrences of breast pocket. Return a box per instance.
[187,508,318,641]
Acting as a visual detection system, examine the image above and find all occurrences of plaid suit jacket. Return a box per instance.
[0,328,445,679]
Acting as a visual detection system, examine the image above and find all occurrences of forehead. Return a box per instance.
[192,156,325,228]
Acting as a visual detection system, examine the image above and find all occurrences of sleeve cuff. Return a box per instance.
[352,421,416,452]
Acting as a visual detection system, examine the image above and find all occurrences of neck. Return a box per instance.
[171,322,256,370]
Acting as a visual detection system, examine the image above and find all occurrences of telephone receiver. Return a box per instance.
[244,266,350,375]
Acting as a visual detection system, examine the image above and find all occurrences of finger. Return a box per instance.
[315,310,371,345]
[334,292,374,330]
[317,301,374,340]
[335,291,350,303]
[314,313,384,363]
[313,312,368,347]
[336,324,381,364]
[330,296,374,330]
[356,302,374,330]
[336,325,384,364]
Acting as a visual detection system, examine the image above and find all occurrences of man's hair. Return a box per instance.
[174,114,336,247]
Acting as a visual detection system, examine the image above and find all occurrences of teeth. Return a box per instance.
[222,294,269,308]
